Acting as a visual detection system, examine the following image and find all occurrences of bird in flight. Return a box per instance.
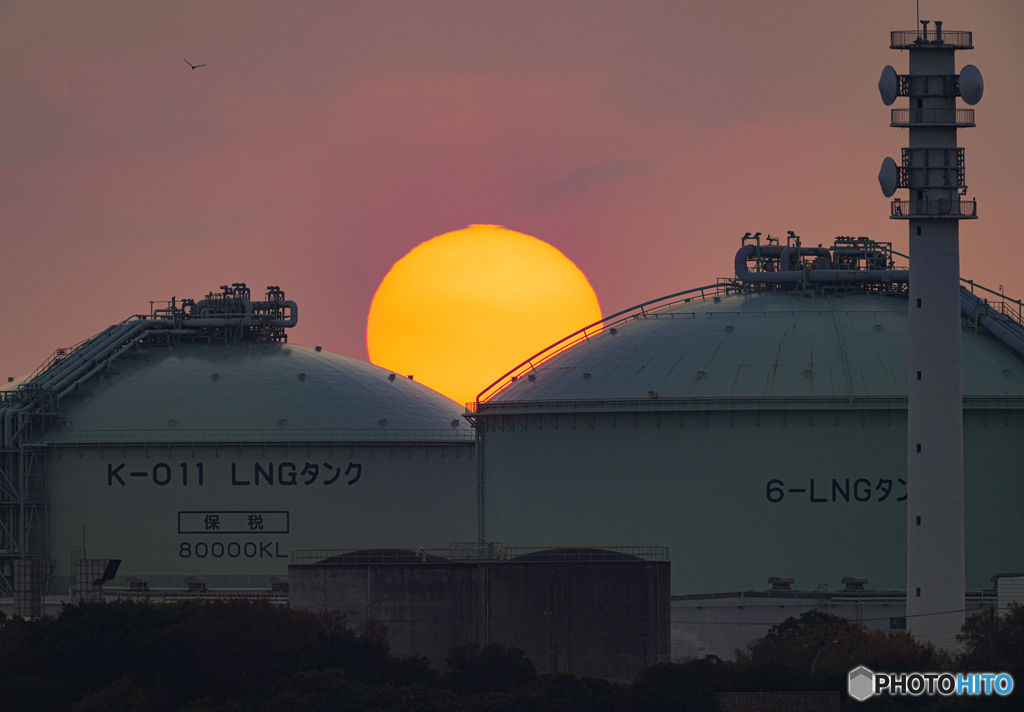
[183,58,207,70]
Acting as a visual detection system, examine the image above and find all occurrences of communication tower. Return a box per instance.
[879,20,983,648]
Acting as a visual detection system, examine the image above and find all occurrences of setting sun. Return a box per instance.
[367,224,602,406]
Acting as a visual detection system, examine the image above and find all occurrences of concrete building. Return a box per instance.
[992,572,1024,613]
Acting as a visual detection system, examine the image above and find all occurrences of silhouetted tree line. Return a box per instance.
[0,600,1020,711]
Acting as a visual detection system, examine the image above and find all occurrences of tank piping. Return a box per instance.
[269,300,298,328]
[1,405,28,449]
[185,297,258,327]
[735,245,909,284]
[181,298,296,328]
[32,322,139,390]
[55,325,173,401]
[961,289,1024,357]
[46,321,165,395]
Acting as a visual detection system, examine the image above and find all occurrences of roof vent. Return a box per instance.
[388,374,396,381]
[842,576,869,592]
[528,374,536,382]
[407,375,414,380]
[315,346,322,352]
[451,419,460,428]
[768,577,795,591]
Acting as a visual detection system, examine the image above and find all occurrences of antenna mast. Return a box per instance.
[879,21,984,650]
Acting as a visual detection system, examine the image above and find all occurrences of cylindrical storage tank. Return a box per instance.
[289,545,670,681]
[493,548,670,680]
[290,548,484,665]
[33,341,475,591]
[473,289,1024,595]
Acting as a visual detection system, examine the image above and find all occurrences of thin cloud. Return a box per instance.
[531,155,656,208]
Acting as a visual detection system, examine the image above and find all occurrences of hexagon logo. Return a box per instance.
[848,666,875,701]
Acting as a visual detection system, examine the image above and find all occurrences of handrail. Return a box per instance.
[890,108,975,126]
[890,30,972,49]
[471,245,1024,411]
[13,314,157,395]
[888,244,1024,332]
[36,427,476,444]
[471,395,1024,415]
[890,199,977,218]
[961,284,1024,331]
[471,282,736,407]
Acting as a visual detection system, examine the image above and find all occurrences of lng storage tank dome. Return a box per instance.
[4,236,1024,612]
[0,284,476,605]
[468,234,1024,596]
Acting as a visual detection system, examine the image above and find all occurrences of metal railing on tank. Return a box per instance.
[39,427,476,444]
[890,199,977,219]
[962,281,1024,329]
[888,245,1024,331]
[468,282,740,410]
[291,545,669,566]
[2,323,133,403]
[890,108,975,127]
[890,29,972,49]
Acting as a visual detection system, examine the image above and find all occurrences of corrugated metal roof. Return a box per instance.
[43,343,470,442]
[491,291,1024,402]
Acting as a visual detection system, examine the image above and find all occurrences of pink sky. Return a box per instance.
[2,1,1022,381]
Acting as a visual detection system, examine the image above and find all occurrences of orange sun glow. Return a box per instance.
[367,224,602,406]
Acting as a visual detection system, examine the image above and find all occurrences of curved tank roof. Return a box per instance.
[40,342,471,443]
[0,375,28,393]
[488,290,1024,403]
